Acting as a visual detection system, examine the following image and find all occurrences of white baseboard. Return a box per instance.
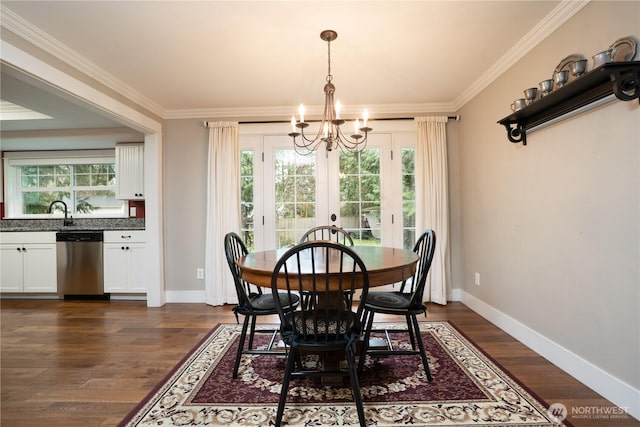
[163,290,237,305]
[458,290,640,421]
[448,288,463,302]
[165,290,206,303]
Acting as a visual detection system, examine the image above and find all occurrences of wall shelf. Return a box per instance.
[498,61,640,145]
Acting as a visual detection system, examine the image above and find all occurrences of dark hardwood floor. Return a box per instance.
[1,300,636,426]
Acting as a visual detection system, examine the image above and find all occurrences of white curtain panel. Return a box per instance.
[415,116,451,305]
[204,121,240,306]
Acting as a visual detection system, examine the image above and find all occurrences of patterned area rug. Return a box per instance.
[119,321,570,426]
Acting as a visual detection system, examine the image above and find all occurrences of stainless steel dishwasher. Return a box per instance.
[56,231,107,299]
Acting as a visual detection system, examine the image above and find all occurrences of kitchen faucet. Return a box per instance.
[48,200,73,226]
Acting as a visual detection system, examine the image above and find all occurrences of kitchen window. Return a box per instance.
[3,150,127,218]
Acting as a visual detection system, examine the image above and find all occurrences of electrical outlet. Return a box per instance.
[474,272,480,286]
[196,268,204,279]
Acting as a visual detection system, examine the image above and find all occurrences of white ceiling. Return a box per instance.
[1,0,580,133]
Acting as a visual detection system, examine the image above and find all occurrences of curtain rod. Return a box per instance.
[237,115,460,125]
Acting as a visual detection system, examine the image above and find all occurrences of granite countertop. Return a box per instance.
[0,218,145,232]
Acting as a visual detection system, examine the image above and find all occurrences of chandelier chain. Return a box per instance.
[326,38,332,83]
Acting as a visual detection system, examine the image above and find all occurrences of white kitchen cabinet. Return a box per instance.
[115,142,144,200]
[0,232,57,293]
[103,230,147,293]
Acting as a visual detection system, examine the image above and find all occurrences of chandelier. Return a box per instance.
[289,30,372,155]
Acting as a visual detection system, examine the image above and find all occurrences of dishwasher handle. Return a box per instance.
[56,231,104,242]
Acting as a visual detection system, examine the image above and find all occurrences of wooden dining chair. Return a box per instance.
[223,232,300,379]
[270,241,369,427]
[357,229,436,382]
[299,225,354,246]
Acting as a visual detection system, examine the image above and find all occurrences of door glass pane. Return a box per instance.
[402,148,416,249]
[240,150,255,250]
[274,150,316,248]
[339,149,381,245]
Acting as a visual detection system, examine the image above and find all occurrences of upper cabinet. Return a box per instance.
[115,143,144,200]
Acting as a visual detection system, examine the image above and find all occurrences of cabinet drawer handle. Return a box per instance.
[121,235,132,239]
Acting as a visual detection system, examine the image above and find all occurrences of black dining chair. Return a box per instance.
[223,232,300,379]
[271,241,369,427]
[299,225,354,246]
[300,225,355,308]
[357,229,436,382]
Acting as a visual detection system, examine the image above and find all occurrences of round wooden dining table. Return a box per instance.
[238,245,417,385]
[237,245,418,290]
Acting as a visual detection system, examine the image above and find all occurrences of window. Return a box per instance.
[339,148,382,245]
[240,150,255,250]
[274,149,317,247]
[239,120,417,250]
[3,150,126,218]
[401,147,416,249]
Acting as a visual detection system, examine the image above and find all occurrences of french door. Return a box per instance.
[239,121,416,252]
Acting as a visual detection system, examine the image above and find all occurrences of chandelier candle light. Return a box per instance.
[289,30,372,155]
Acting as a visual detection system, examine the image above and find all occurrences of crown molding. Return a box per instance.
[165,102,458,120]
[0,5,167,119]
[165,105,299,120]
[453,0,590,110]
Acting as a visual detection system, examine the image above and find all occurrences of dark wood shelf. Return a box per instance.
[498,61,640,145]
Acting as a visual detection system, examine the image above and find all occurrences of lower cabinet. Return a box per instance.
[0,232,57,292]
[103,230,147,293]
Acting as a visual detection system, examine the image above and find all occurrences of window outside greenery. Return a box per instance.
[402,148,416,249]
[12,162,124,217]
[240,151,255,250]
[238,127,416,250]
[339,149,381,245]
[274,150,316,247]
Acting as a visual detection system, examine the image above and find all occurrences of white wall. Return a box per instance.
[455,0,638,413]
